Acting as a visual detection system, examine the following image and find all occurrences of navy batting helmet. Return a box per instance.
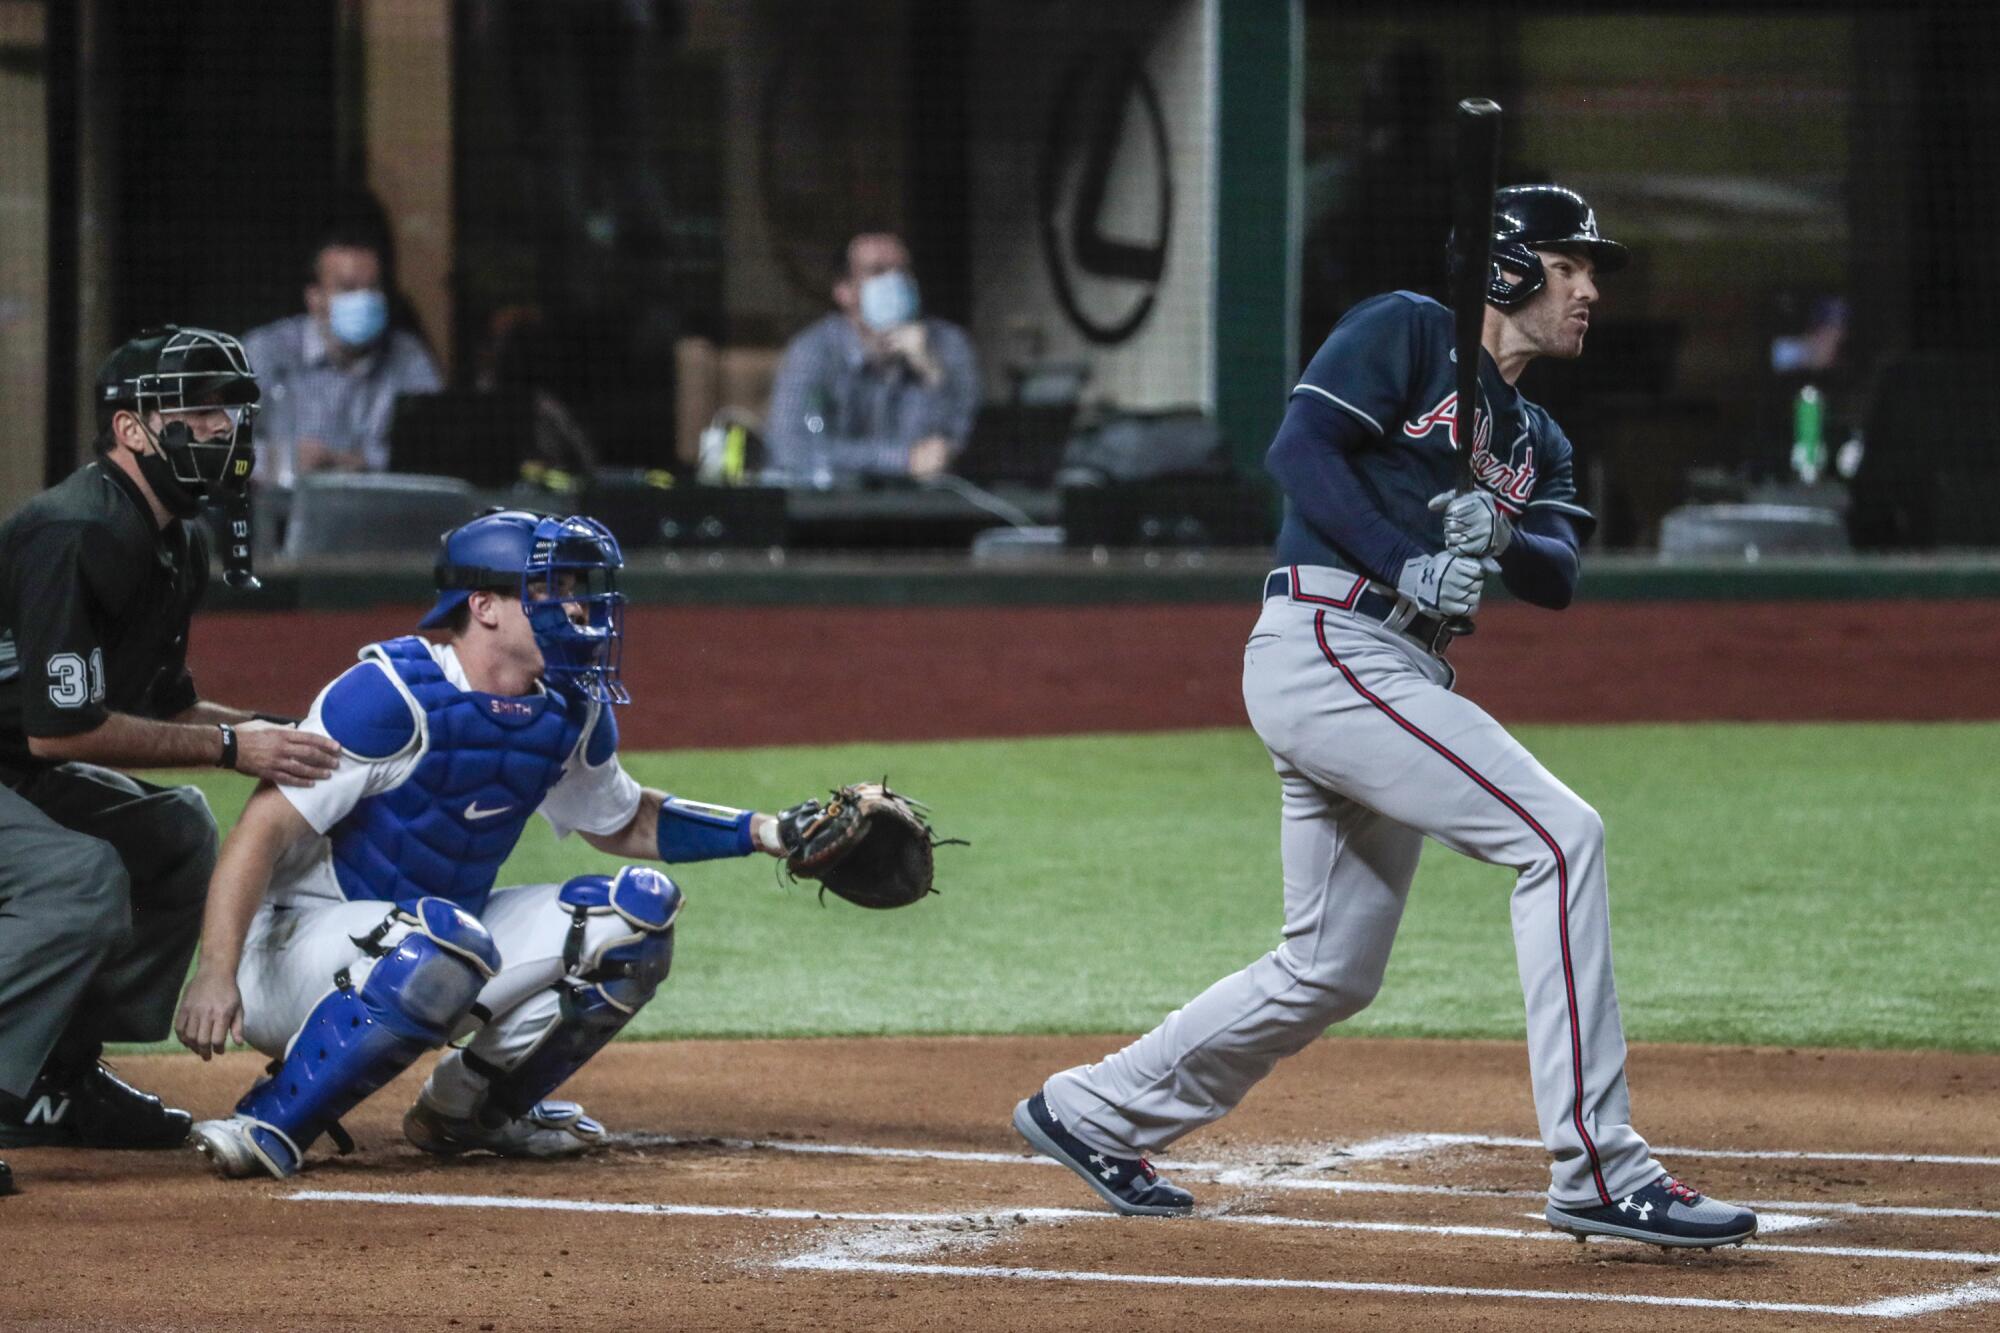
[1454,184,1628,311]
[419,508,629,705]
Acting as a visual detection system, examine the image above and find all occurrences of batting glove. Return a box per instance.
[1427,489,1514,558]
[1397,550,1497,618]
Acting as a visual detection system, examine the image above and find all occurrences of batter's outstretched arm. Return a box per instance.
[1496,509,1581,609]
[175,785,313,1059]
[1266,394,1429,584]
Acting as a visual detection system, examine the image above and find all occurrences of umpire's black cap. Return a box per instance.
[95,325,259,429]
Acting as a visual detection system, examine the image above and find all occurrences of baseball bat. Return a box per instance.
[1448,97,1502,492]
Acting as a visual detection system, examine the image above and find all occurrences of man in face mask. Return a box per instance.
[0,328,342,1189]
[240,214,442,488]
[765,231,981,485]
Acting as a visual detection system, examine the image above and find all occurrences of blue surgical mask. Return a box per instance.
[326,288,389,347]
[858,270,920,332]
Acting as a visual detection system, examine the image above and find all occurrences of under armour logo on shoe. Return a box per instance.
[1618,1197,1654,1221]
[25,1094,70,1125]
[1088,1152,1117,1181]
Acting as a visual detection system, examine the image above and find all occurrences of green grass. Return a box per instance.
[155,722,2000,1052]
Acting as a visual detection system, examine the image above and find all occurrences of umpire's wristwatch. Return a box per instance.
[215,723,238,770]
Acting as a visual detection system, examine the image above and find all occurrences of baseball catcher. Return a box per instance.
[174,509,950,1181]
[776,783,948,909]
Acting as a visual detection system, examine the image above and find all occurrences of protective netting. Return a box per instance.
[1305,4,2000,548]
[7,2,1999,548]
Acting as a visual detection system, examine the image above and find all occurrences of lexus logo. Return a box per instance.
[1039,47,1173,346]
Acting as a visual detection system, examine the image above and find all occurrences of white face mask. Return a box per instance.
[858,270,920,332]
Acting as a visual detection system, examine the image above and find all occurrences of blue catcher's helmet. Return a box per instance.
[417,508,629,705]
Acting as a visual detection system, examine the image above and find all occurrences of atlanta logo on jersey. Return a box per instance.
[1401,392,1538,508]
[1402,391,1489,454]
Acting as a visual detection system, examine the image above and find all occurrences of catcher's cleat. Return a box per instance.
[0,1158,14,1196]
[404,1094,606,1160]
[189,1115,296,1179]
[1546,1173,1757,1249]
[1012,1092,1194,1217]
[0,1052,191,1149]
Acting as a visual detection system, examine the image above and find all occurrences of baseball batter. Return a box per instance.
[1015,186,1758,1249]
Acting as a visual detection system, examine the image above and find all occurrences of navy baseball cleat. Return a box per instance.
[1546,1174,1757,1249]
[1012,1092,1194,1217]
[0,1158,13,1196]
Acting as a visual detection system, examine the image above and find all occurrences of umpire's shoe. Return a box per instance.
[404,1093,606,1160]
[1546,1174,1758,1249]
[0,1051,192,1149]
[1012,1092,1193,1217]
[0,1158,14,1196]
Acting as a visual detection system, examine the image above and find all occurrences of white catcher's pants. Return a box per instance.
[238,883,615,1112]
[1045,568,1661,1207]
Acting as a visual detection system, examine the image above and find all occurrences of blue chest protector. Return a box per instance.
[323,636,591,916]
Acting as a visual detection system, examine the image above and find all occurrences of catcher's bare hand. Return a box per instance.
[174,964,245,1061]
[234,720,341,787]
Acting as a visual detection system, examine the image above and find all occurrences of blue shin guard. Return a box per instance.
[481,867,680,1119]
[232,899,500,1176]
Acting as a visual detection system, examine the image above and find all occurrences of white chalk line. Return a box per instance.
[613,1131,2000,1220]
[1854,1279,2000,1319]
[1323,1132,2000,1170]
[1256,1177,2000,1222]
[343,1127,2000,1319]
[610,1131,1223,1173]
[290,1188,2000,1266]
[773,1255,2000,1320]
[288,1188,1101,1225]
[616,1129,2000,1175]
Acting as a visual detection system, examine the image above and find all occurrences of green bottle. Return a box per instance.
[1790,384,1824,483]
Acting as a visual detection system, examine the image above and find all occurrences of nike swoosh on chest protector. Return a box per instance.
[463,800,515,821]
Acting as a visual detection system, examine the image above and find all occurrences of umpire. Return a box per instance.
[0,327,339,1193]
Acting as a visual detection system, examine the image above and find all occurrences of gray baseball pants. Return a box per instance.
[1045,567,1660,1207]
[0,764,218,1098]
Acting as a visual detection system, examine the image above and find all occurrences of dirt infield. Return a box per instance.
[86,600,1993,1328]
[8,1038,1999,1330]
[188,597,2000,749]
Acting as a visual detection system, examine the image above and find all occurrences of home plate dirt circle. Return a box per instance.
[8,1036,1999,1331]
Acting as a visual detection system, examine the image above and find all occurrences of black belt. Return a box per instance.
[1262,569,1460,654]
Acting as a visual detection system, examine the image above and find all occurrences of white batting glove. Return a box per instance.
[1397,551,1498,618]
[1427,489,1514,557]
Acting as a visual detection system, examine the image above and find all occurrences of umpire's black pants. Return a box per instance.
[0,763,218,1099]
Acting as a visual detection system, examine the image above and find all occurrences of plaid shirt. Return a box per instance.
[240,314,442,486]
[763,314,980,484]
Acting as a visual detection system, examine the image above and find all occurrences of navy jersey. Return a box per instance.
[1273,291,1595,578]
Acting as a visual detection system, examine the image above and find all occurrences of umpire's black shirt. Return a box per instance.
[0,461,208,771]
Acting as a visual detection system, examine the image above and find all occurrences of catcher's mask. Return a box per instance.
[96,325,260,509]
[419,508,629,705]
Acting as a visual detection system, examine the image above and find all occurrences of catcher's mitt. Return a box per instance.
[777,782,956,909]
